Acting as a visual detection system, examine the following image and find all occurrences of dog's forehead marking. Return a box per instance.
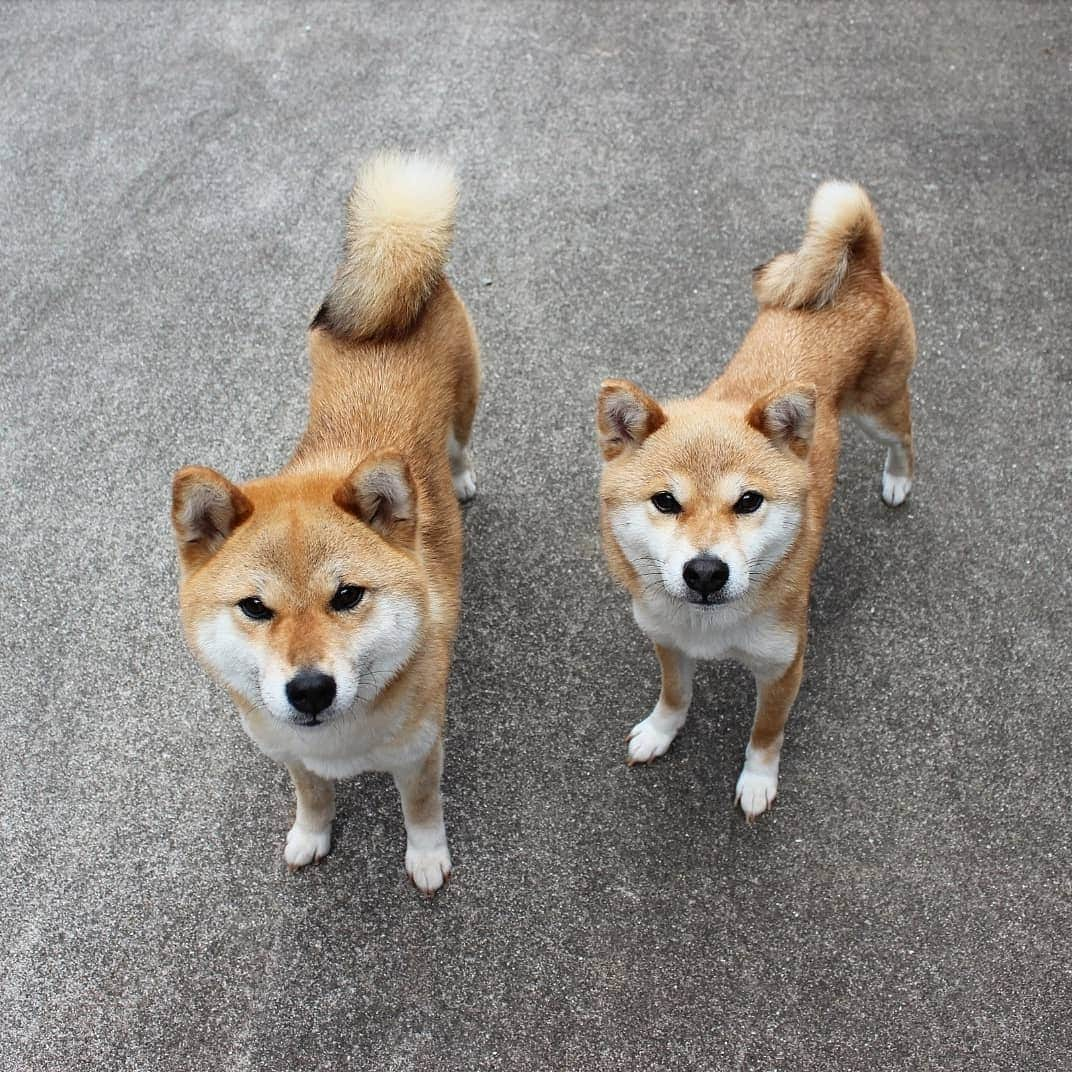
[656,452,747,506]
[242,508,358,590]
[680,471,746,504]
[717,473,746,500]
[668,473,693,500]
[647,419,754,479]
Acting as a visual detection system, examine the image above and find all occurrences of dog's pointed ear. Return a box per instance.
[335,451,417,543]
[748,383,817,456]
[597,379,667,460]
[172,466,253,567]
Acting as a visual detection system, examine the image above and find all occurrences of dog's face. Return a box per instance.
[171,453,426,728]
[597,380,815,608]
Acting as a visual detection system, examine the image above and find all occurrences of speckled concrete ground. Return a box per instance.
[2,2,1070,1069]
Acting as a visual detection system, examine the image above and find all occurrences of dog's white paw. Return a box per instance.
[627,713,680,765]
[406,842,452,896]
[452,468,477,502]
[284,823,332,870]
[882,470,912,507]
[735,767,778,820]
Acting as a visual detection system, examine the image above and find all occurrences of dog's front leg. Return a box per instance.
[735,653,803,820]
[627,643,696,765]
[284,761,335,870]
[393,736,452,896]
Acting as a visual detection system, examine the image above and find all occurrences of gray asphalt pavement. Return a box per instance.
[2,3,1070,1069]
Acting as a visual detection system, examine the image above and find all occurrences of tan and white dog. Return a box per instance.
[597,182,915,819]
[171,152,479,893]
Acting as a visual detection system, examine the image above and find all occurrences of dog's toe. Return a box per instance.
[284,823,332,870]
[627,715,678,765]
[882,471,911,507]
[735,768,778,820]
[406,843,452,896]
[453,469,477,502]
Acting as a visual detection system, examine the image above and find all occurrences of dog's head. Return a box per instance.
[597,379,815,608]
[171,452,426,728]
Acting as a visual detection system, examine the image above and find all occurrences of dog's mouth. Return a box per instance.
[292,713,327,728]
[683,592,731,607]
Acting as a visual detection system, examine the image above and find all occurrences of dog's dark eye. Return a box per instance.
[237,597,273,621]
[651,492,682,515]
[330,584,365,612]
[734,491,764,514]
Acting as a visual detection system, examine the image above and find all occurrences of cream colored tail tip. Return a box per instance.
[352,151,458,226]
[808,181,872,230]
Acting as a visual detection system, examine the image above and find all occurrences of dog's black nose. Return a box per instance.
[286,670,336,716]
[683,556,730,596]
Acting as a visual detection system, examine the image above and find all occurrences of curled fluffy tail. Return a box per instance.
[752,181,882,310]
[314,151,457,338]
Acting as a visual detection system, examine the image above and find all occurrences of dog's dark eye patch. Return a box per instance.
[330,584,366,612]
[651,491,682,514]
[237,597,274,621]
[733,491,764,514]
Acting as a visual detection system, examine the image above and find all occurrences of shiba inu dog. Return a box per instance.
[171,152,479,893]
[597,181,915,819]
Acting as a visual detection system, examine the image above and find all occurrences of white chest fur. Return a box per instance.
[632,594,798,679]
[239,689,436,779]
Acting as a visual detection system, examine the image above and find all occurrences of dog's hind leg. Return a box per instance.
[448,427,477,502]
[851,388,914,507]
[448,310,481,503]
[849,289,916,507]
